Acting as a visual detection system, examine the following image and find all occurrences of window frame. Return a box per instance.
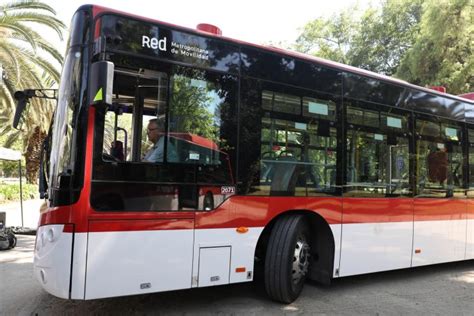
[343,100,413,198]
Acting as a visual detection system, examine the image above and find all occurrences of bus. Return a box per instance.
[19,5,474,303]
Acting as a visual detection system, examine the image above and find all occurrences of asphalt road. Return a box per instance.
[1,235,473,315]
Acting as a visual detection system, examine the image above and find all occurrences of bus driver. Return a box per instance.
[143,118,178,162]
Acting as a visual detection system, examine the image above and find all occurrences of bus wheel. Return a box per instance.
[264,215,311,303]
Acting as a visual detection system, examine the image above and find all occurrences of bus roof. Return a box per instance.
[86,4,474,105]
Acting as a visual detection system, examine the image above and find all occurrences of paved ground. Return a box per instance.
[0,199,43,228]
[1,235,473,315]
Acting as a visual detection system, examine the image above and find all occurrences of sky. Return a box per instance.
[44,0,372,53]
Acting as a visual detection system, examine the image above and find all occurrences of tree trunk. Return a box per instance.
[25,127,46,184]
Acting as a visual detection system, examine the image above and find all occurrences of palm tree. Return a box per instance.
[0,0,65,183]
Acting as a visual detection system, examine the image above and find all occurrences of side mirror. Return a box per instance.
[89,61,114,105]
[12,89,57,129]
[13,90,30,129]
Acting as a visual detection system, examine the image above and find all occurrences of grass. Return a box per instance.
[0,181,38,203]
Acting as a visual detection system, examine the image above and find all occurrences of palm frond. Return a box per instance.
[0,0,57,16]
[4,12,65,39]
[0,42,21,83]
[7,45,61,83]
[0,20,37,50]
[8,31,64,65]
[4,129,21,147]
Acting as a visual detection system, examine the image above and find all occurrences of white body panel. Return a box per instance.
[35,216,473,300]
[85,229,194,299]
[412,220,467,266]
[330,224,342,277]
[339,222,413,276]
[70,233,87,299]
[33,225,72,299]
[467,219,474,259]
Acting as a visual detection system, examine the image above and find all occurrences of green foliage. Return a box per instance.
[0,0,64,140]
[396,0,473,94]
[296,0,473,94]
[0,160,24,178]
[295,7,357,64]
[349,0,424,75]
[0,0,65,183]
[0,181,38,202]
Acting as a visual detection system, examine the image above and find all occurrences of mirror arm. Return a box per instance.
[21,89,58,101]
[13,89,58,129]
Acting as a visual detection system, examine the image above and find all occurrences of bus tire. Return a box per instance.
[264,214,311,303]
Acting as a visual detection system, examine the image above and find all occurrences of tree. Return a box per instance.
[295,0,472,94]
[0,0,65,183]
[295,0,424,75]
[396,0,473,94]
[348,0,424,75]
[295,7,357,64]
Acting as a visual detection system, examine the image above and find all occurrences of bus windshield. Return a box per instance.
[91,60,237,212]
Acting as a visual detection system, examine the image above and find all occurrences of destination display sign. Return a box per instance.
[98,15,240,73]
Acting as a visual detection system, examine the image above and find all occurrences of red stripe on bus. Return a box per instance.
[342,198,413,224]
[38,195,474,233]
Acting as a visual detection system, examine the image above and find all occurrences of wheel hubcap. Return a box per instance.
[292,237,310,286]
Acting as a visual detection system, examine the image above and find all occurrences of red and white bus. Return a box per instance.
[19,5,474,303]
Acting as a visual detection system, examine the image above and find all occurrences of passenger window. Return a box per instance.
[251,89,338,196]
[345,104,410,197]
[262,90,301,115]
[347,106,380,128]
[415,118,463,197]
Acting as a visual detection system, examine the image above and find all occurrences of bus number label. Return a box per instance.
[221,186,235,195]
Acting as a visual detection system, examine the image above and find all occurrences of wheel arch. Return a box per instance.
[254,209,335,285]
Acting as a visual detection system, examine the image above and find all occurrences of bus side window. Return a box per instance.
[345,104,410,197]
[415,118,463,198]
[254,90,338,197]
